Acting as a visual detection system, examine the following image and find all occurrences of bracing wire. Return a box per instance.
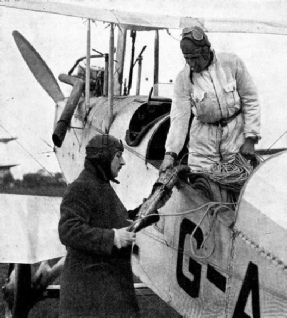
[263,131,287,155]
[166,29,180,41]
[0,123,59,182]
[2,104,54,149]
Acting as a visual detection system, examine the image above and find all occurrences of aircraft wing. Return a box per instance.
[0,194,66,264]
[1,0,287,34]
[236,151,287,265]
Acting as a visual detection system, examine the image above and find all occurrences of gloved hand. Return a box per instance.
[239,137,256,159]
[113,227,136,248]
[159,154,175,174]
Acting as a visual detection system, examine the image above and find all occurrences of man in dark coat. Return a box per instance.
[58,134,144,318]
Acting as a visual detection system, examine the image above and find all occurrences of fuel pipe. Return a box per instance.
[52,74,84,148]
[128,165,190,233]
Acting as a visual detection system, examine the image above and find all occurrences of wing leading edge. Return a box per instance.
[1,0,287,34]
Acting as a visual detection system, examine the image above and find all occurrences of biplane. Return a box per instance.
[1,1,287,317]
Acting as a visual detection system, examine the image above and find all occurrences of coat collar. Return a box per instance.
[84,159,109,183]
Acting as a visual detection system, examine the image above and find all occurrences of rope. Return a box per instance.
[130,201,232,260]
[189,204,228,259]
[130,201,234,228]
[188,153,263,191]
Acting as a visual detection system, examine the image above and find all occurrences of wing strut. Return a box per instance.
[85,19,91,113]
[153,30,159,96]
[106,23,115,133]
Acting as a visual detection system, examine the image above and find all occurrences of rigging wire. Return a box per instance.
[0,123,59,181]
[1,104,54,149]
[263,130,287,155]
[166,29,180,41]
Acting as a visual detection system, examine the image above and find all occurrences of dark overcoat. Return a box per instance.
[58,160,140,318]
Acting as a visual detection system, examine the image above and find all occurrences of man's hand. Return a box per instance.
[32,261,52,290]
[239,137,256,159]
[113,227,136,248]
[159,154,175,174]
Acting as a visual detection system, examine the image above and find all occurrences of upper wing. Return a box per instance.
[1,0,287,34]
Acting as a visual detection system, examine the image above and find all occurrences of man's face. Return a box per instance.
[184,52,209,73]
[180,38,211,73]
[111,151,125,178]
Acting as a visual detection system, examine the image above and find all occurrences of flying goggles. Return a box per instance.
[182,27,204,40]
[181,26,211,48]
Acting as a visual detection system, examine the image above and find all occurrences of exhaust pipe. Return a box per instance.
[52,74,84,148]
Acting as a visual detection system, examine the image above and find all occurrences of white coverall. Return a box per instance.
[165,52,261,171]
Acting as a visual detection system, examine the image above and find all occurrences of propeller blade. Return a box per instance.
[12,30,65,103]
